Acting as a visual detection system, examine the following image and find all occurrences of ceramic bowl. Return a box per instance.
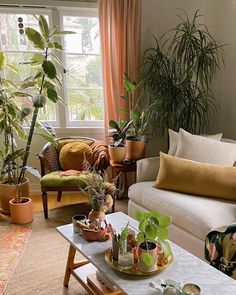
[82,225,108,241]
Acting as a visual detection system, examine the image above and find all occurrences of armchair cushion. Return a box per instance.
[41,171,88,187]
[59,142,93,171]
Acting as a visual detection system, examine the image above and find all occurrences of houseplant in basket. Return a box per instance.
[7,15,74,224]
[135,210,172,273]
[121,73,150,160]
[108,119,133,163]
[0,51,31,215]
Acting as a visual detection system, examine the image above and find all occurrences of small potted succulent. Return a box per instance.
[108,119,133,163]
[135,210,172,273]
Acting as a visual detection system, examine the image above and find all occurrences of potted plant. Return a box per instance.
[0,51,32,215]
[121,73,150,160]
[7,15,74,224]
[108,119,132,163]
[79,163,116,221]
[142,10,224,135]
[135,210,172,273]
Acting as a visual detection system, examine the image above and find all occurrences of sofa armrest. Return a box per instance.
[136,157,160,183]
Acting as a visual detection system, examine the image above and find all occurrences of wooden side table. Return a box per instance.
[110,160,136,203]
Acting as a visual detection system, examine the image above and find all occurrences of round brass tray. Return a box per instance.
[104,247,173,276]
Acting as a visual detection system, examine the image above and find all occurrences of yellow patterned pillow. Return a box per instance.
[155,152,236,201]
[59,142,93,171]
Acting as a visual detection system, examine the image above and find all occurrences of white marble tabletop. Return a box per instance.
[57,211,236,295]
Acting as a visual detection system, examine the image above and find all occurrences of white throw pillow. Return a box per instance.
[175,129,236,166]
[168,129,223,156]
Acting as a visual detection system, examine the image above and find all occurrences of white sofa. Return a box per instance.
[128,156,236,259]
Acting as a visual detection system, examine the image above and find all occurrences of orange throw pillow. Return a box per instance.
[155,152,236,201]
[59,142,93,171]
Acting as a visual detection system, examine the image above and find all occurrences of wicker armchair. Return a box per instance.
[39,137,110,218]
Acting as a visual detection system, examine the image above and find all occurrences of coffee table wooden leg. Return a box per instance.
[64,244,76,287]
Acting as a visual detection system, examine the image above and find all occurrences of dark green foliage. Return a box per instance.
[142,10,224,134]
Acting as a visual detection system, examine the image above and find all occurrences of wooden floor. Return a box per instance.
[31,192,88,212]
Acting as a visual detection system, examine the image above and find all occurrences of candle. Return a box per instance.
[183,283,201,295]
[118,251,134,270]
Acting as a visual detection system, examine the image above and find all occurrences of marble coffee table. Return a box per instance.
[57,212,236,295]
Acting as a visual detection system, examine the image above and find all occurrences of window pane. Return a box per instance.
[66,54,102,88]
[63,16,100,54]
[0,14,48,51]
[68,89,103,121]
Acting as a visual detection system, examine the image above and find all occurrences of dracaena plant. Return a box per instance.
[0,51,31,185]
[142,10,224,135]
[12,15,75,202]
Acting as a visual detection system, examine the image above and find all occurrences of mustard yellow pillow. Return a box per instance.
[155,152,236,201]
[59,142,93,171]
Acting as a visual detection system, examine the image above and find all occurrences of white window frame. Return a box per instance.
[0,4,104,132]
[59,8,104,128]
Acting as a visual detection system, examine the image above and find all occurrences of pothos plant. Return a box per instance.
[12,15,75,202]
[135,210,172,266]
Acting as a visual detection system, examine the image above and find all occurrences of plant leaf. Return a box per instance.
[42,60,57,79]
[24,166,41,179]
[53,30,76,36]
[47,87,58,103]
[39,15,49,39]
[140,252,155,266]
[25,27,45,50]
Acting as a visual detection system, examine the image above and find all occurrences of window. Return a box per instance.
[62,11,103,127]
[0,6,104,129]
[0,11,57,123]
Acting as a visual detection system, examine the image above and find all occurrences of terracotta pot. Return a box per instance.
[88,209,105,221]
[0,179,29,215]
[126,140,145,161]
[82,225,108,241]
[108,145,127,163]
[137,242,158,273]
[9,197,33,224]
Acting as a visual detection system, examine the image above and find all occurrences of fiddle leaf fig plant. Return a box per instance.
[13,15,75,201]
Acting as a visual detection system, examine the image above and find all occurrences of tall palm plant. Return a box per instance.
[142,10,224,134]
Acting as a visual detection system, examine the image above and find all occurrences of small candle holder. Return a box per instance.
[118,240,134,270]
[183,283,201,295]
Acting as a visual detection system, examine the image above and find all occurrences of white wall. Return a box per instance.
[141,0,236,155]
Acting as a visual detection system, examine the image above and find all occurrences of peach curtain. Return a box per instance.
[99,0,141,135]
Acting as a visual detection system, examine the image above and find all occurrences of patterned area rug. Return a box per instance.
[0,224,32,295]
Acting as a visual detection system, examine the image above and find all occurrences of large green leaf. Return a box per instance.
[140,252,155,267]
[42,60,56,79]
[5,64,19,74]
[145,223,157,241]
[47,87,58,103]
[25,27,45,50]
[158,215,172,227]
[0,51,6,70]
[39,15,49,39]
[156,227,168,241]
[53,30,76,36]
[53,42,63,50]
[135,210,144,221]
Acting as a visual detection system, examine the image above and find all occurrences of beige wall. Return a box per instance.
[141,0,236,156]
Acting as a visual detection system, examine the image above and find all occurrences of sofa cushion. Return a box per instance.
[155,152,236,202]
[59,142,93,171]
[175,128,236,166]
[128,181,236,241]
[168,129,223,156]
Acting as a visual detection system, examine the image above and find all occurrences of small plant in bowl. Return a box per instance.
[135,210,172,273]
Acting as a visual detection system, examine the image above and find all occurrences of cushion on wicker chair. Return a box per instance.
[59,142,94,171]
[57,138,94,151]
[40,171,89,187]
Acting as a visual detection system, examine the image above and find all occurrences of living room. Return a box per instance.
[0,0,236,294]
